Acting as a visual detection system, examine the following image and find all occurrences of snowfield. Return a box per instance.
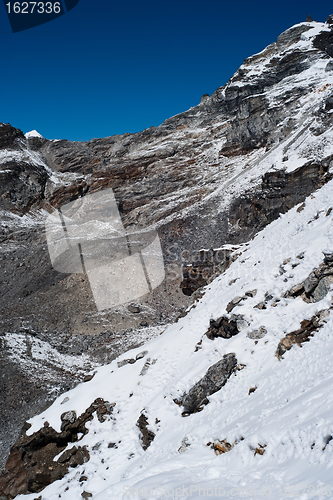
[16,176,333,500]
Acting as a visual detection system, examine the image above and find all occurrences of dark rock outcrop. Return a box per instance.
[181,353,237,414]
[0,124,24,149]
[205,316,239,340]
[0,398,114,499]
[136,413,155,451]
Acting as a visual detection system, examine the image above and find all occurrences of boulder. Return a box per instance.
[181,353,237,414]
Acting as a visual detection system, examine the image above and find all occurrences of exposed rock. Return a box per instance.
[276,312,330,359]
[226,296,244,313]
[81,492,92,499]
[253,302,266,310]
[210,439,234,455]
[285,254,333,302]
[0,123,24,149]
[0,398,114,499]
[181,353,237,414]
[205,316,239,340]
[178,437,191,453]
[313,28,333,57]
[118,351,148,367]
[312,276,333,302]
[247,326,267,339]
[136,413,155,451]
[180,248,232,296]
[250,443,267,456]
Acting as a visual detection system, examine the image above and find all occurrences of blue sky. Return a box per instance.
[1,0,333,141]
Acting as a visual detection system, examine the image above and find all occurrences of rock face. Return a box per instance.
[181,353,237,414]
[0,124,24,150]
[1,15,333,475]
[0,399,113,499]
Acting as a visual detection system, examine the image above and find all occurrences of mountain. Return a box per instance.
[1,15,333,499]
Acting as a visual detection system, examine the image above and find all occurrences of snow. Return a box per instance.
[25,129,43,139]
[16,176,333,500]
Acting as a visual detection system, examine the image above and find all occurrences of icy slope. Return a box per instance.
[13,177,333,500]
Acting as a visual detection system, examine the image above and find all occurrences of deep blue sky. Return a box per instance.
[1,0,332,141]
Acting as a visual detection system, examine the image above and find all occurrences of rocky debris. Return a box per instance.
[250,443,267,456]
[276,311,330,359]
[178,437,191,454]
[248,386,257,395]
[180,354,237,415]
[206,314,250,339]
[205,316,239,340]
[81,492,92,499]
[117,350,148,368]
[285,253,333,302]
[247,326,267,339]
[136,413,155,451]
[180,248,232,296]
[226,296,244,313]
[139,357,157,376]
[209,439,234,455]
[0,398,114,499]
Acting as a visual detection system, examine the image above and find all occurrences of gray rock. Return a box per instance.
[178,437,191,453]
[253,302,266,310]
[136,350,148,360]
[323,251,333,263]
[247,326,267,339]
[61,411,76,424]
[181,353,237,414]
[117,359,129,368]
[140,358,151,376]
[303,272,319,294]
[236,319,250,332]
[312,276,333,302]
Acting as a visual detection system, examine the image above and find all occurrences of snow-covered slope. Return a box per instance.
[14,175,333,500]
